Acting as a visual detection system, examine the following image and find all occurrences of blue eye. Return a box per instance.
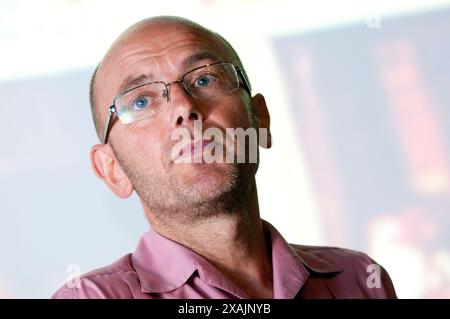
[134,97,149,109]
[195,75,212,87]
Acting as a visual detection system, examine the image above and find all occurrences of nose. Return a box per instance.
[168,82,203,128]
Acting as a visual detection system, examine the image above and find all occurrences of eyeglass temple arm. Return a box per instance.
[103,105,116,144]
[235,66,251,95]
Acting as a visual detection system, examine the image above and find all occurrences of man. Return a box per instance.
[52,16,396,299]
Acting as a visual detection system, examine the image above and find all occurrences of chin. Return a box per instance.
[175,162,238,204]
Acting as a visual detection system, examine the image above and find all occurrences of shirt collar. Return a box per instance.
[131,220,342,297]
[263,220,342,298]
[131,226,249,296]
[131,227,199,294]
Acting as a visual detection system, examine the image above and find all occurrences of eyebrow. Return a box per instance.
[117,51,222,94]
[118,73,156,94]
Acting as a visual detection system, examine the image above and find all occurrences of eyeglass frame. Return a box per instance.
[102,61,251,144]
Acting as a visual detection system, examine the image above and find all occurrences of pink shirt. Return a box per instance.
[52,220,396,299]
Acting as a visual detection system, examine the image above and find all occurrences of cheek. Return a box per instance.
[116,123,165,166]
[217,97,253,129]
[120,118,162,147]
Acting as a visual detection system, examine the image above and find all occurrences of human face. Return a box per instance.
[94,23,262,216]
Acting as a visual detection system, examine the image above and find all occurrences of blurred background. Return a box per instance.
[0,0,449,298]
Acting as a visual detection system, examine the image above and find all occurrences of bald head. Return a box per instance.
[89,16,250,141]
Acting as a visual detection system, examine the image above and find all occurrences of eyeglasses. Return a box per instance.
[102,61,251,144]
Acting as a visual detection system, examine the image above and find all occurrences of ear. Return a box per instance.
[251,93,272,149]
[90,144,133,198]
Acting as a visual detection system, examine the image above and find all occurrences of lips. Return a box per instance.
[177,139,213,161]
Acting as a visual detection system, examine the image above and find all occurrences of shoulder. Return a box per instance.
[292,244,376,270]
[291,244,397,298]
[51,254,139,299]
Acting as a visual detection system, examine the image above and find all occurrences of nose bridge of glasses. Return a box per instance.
[166,78,191,100]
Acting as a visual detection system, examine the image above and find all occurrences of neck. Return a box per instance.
[144,179,273,298]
